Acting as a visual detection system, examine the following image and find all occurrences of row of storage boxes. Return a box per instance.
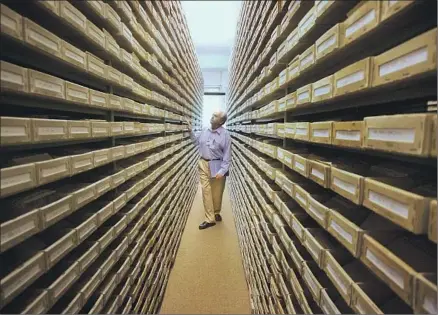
[1,134,187,198]
[1,115,186,146]
[233,142,437,313]
[0,147,197,309]
[231,0,423,113]
[0,61,182,120]
[230,112,438,158]
[234,26,436,118]
[0,5,193,115]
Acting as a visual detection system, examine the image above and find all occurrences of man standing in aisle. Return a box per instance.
[186,111,232,230]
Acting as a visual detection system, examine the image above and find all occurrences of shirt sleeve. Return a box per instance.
[217,132,232,176]
[190,130,201,146]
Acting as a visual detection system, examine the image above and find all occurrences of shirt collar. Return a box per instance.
[208,126,224,134]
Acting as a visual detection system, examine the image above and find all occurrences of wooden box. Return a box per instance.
[0,61,29,93]
[287,57,300,83]
[1,208,40,252]
[0,116,31,145]
[85,20,105,48]
[311,75,334,103]
[1,163,36,197]
[65,82,89,105]
[429,200,437,243]
[0,4,23,40]
[296,84,312,107]
[32,118,68,142]
[333,121,364,148]
[308,159,331,188]
[299,45,316,73]
[86,53,107,79]
[330,166,364,205]
[294,122,310,141]
[364,113,435,156]
[40,196,73,228]
[47,262,81,304]
[293,154,309,178]
[93,148,111,166]
[104,30,121,59]
[372,28,437,87]
[68,120,91,140]
[298,6,316,38]
[310,121,334,144]
[61,40,87,70]
[308,195,331,228]
[323,252,353,304]
[91,121,110,138]
[70,152,94,176]
[294,184,309,212]
[89,89,108,108]
[334,57,373,96]
[109,95,123,111]
[413,273,437,314]
[29,70,65,99]
[316,23,342,61]
[350,283,383,314]
[24,18,62,57]
[104,3,122,31]
[327,210,363,257]
[381,0,415,22]
[343,1,381,46]
[60,2,87,33]
[44,229,77,268]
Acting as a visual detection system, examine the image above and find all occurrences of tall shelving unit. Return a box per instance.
[0,1,202,314]
[227,1,437,314]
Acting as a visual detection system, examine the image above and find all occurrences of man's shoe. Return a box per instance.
[215,214,222,222]
[199,221,216,230]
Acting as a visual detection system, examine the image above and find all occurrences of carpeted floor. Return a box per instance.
[159,184,251,314]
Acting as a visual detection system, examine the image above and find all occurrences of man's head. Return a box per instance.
[210,111,227,130]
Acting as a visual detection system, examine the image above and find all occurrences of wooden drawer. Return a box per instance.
[310,121,334,144]
[72,183,96,210]
[363,178,431,234]
[98,227,115,252]
[429,200,437,243]
[364,113,434,156]
[80,270,102,301]
[110,122,124,136]
[350,283,383,314]
[414,273,437,314]
[24,18,61,57]
[316,23,341,61]
[68,120,91,140]
[44,229,77,268]
[0,252,46,306]
[95,176,112,197]
[1,116,31,145]
[104,30,121,60]
[343,1,381,46]
[294,122,310,141]
[122,74,134,91]
[1,163,36,197]
[86,53,107,79]
[96,202,114,225]
[60,2,86,33]
[302,262,323,302]
[327,210,363,257]
[298,6,316,38]
[65,82,89,105]
[293,154,309,177]
[334,57,372,96]
[108,67,122,86]
[1,208,40,252]
[311,75,334,103]
[323,252,353,304]
[0,4,23,40]
[104,3,122,31]
[330,166,364,205]
[431,114,437,157]
[333,121,364,148]
[85,20,105,48]
[381,0,415,21]
[32,118,68,142]
[112,171,126,190]
[307,196,330,228]
[78,241,100,271]
[40,195,74,228]
[296,84,312,107]
[94,148,111,167]
[285,123,296,141]
[287,57,300,82]
[29,70,65,99]
[111,146,125,162]
[61,40,87,70]
[89,294,104,314]
[290,215,306,242]
[109,94,123,111]
[299,45,316,73]
[372,28,437,86]
[47,262,81,304]
[90,89,108,108]
[20,290,50,314]
[91,121,110,138]
[36,156,70,186]
[0,61,29,93]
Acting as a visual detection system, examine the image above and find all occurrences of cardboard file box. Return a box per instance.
[65,82,89,105]
[330,161,369,205]
[372,28,437,87]
[364,113,435,156]
[287,57,300,83]
[68,120,91,140]
[294,122,310,141]
[310,121,334,144]
[60,2,87,33]
[85,19,105,48]
[334,57,373,96]
[32,118,68,143]
[1,208,40,252]
[0,61,29,93]
[0,116,32,145]
[61,40,87,70]
[333,121,363,148]
[299,6,316,38]
[24,18,62,58]
[312,75,334,103]
[381,0,415,22]
[0,4,23,40]
[29,70,65,99]
[343,1,381,46]
[316,23,342,61]
[414,273,437,314]
[429,200,437,243]
[86,53,107,79]
[308,158,331,188]
[296,84,312,107]
[299,45,316,73]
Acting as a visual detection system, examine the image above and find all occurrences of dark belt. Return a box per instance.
[201,157,221,162]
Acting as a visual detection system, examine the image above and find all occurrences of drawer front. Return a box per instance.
[0,61,28,93]
[350,283,383,314]
[294,123,310,141]
[90,90,108,108]
[24,18,61,57]
[61,293,83,315]
[316,24,341,61]
[68,121,91,140]
[40,195,74,228]
[1,209,40,252]
[307,197,329,228]
[36,157,71,186]
[323,253,353,303]
[94,149,111,166]
[78,242,100,271]
[85,20,105,48]
[71,153,94,176]
[73,184,97,210]
[44,230,77,268]
[65,82,89,105]
[1,116,32,145]
[308,160,331,188]
[76,215,98,242]
[330,167,363,205]
[32,119,68,142]
[48,262,80,303]
[381,0,414,21]
[61,41,86,69]
[1,163,36,197]
[29,70,65,99]
[334,58,372,96]
[80,270,102,301]
[429,200,437,243]
[343,1,381,45]
[95,177,112,196]
[333,121,364,148]
[296,85,312,106]
[414,274,438,314]
[311,76,334,103]
[60,2,87,32]
[327,211,362,257]
[0,4,23,40]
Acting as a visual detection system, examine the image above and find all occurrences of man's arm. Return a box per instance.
[185,117,200,146]
[216,132,232,178]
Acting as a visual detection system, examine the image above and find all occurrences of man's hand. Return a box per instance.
[215,173,224,180]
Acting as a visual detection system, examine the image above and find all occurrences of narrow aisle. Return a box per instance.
[160,184,251,314]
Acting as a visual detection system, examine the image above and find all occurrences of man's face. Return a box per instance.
[210,112,223,127]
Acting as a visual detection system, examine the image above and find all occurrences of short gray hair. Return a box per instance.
[220,112,227,124]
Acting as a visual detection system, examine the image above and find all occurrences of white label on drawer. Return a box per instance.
[365,249,404,289]
[46,203,71,222]
[301,54,314,68]
[65,49,85,65]
[91,95,106,104]
[70,127,88,134]
[330,220,353,244]
[284,156,292,164]
[4,220,36,243]
[368,128,415,143]
[336,70,365,88]
[77,190,94,205]
[68,89,87,100]
[6,263,42,299]
[317,34,336,55]
[368,190,409,219]
[314,84,331,97]
[326,263,348,294]
[289,66,299,77]
[285,128,294,134]
[379,47,428,77]
[42,164,67,177]
[298,91,310,101]
[277,150,284,159]
[38,126,65,136]
[311,168,325,181]
[296,127,308,136]
[93,127,107,134]
[309,203,324,221]
[333,176,356,194]
[300,13,315,33]
[278,102,286,110]
[313,129,330,138]
[295,160,305,171]
[423,295,438,314]
[1,172,32,189]
[346,9,376,37]
[29,29,59,52]
[1,70,24,85]
[335,130,361,141]
[34,78,62,93]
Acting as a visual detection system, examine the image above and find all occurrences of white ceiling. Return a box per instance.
[182,1,241,69]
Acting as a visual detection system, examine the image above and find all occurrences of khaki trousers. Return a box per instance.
[198,159,226,223]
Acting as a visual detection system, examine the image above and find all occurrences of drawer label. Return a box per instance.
[326,263,348,294]
[285,128,295,134]
[45,202,71,222]
[423,295,437,314]
[298,91,310,101]
[365,249,404,289]
[1,172,32,189]
[295,160,305,172]
[65,49,85,65]
[346,9,376,37]
[29,29,59,52]
[317,34,337,55]
[2,70,24,85]
[296,127,308,136]
[3,220,36,243]
[34,78,62,93]
[311,168,325,181]
[335,130,361,141]
[368,128,415,143]
[313,129,330,138]
[301,54,314,68]
[333,176,356,194]
[330,220,353,244]
[337,70,365,88]
[300,13,315,34]
[288,65,299,78]
[38,126,65,136]
[368,190,409,219]
[379,47,428,77]
[41,164,67,177]
[70,126,88,134]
